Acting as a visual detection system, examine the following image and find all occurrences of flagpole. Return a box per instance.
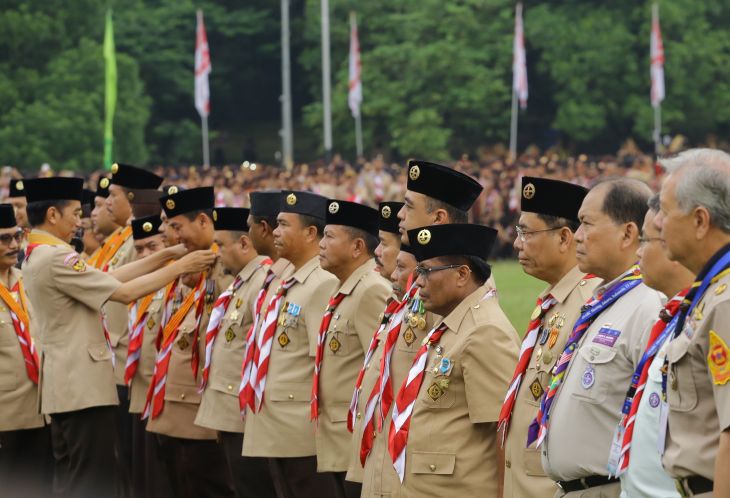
[651,2,662,156]
[321,0,333,162]
[509,90,518,161]
[653,103,661,155]
[202,115,210,167]
[281,0,294,170]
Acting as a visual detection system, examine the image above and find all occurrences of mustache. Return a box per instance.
[374,257,383,267]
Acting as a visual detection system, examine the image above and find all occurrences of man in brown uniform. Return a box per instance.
[195,206,276,498]
[313,200,391,497]
[241,190,339,498]
[538,178,662,497]
[374,201,404,279]
[391,223,518,496]
[21,177,215,498]
[655,149,730,497]
[6,179,29,231]
[145,186,236,498]
[499,177,597,498]
[0,204,52,497]
[362,160,483,498]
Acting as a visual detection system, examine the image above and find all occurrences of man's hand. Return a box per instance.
[166,243,188,260]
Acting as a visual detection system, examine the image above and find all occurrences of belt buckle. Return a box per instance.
[675,479,689,498]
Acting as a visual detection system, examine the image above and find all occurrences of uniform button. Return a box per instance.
[180,393,186,400]
[356,412,362,420]
[227,384,233,391]
[428,464,436,472]
[580,280,587,286]
[288,394,294,400]
[506,460,511,468]
[473,304,480,309]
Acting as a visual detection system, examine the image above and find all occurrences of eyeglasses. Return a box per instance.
[0,230,23,245]
[515,225,561,242]
[638,236,663,245]
[414,264,464,278]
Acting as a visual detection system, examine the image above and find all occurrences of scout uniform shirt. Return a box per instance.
[101,232,135,385]
[0,267,44,431]
[242,255,338,458]
[541,274,662,483]
[503,265,597,498]
[22,229,122,414]
[128,288,166,415]
[345,292,399,484]
[146,258,232,440]
[195,255,269,433]
[402,285,518,497]
[315,259,391,472]
[663,270,730,484]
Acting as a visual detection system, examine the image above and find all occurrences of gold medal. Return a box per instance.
[530,305,541,321]
[147,318,156,330]
[548,313,557,327]
[417,316,427,330]
[278,331,290,348]
[329,336,341,353]
[409,315,419,328]
[403,327,416,346]
[542,350,553,365]
[437,378,450,390]
[535,348,543,364]
[716,284,728,296]
[235,298,243,308]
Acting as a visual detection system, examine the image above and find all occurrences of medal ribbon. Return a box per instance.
[527,265,643,448]
[92,226,132,270]
[311,292,346,421]
[348,297,400,433]
[388,323,448,482]
[615,289,686,475]
[239,268,277,415]
[497,294,557,443]
[0,279,38,384]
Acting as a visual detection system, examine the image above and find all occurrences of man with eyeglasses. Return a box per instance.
[362,160,484,498]
[386,223,517,496]
[499,177,598,498]
[0,203,53,497]
[614,193,693,497]
[534,178,662,497]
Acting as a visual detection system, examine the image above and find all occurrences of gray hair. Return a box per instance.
[663,148,730,233]
[647,193,660,212]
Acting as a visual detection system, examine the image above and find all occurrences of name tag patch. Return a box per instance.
[592,327,621,347]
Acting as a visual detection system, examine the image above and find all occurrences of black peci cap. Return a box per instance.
[249,191,281,218]
[8,179,25,198]
[520,177,588,223]
[406,160,483,212]
[400,243,414,255]
[160,186,214,218]
[110,163,163,190]
[279,191,327,220]
[213,207,250,232]
[24,177,84,203]
[96,177,111,198]
[0,204,17,228]
[378,201,403,234]
[407,224,498,262]
[325,200,379,236]
[132,215,163,241]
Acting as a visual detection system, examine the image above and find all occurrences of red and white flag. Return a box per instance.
[348,12,362,118]
[650,3,665,107]
[512,3,528,109]
[195,9,212,118]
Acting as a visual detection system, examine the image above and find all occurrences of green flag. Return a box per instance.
[103,10,117,170]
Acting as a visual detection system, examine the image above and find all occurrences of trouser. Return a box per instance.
[51,405,118,498]
[219,431,276,498]
[268,456,340,498]
[0,425,54,498]
[556,481,621,497]
[116,385,133,498]
[143,429,174,498]
[331,471,362,498]
[152,433,236,498]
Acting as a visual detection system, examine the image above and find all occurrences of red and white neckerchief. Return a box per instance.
[377,281,420,430]
[245,276,297,413]
[142,274,207,420]
[0,279,38,384]
[497,294,558,444]
[239,268,277,415]
[348,297,400,433]
[388,322,448,482]
[199,275,244,391]
[311,292,346,421]
[100,312,117,369]
[124,291,156,386]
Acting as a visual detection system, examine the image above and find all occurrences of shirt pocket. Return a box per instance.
[0,312,16,346]
[665,333,697,412]
[0,344,19,390]
[268,382,311,403]
[409,451,456,475]
[571,345,617,404]
[523,446,546,476]
[87,342,112,362]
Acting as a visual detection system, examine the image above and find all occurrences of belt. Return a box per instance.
[556,475,619,493]
[675,476,713,497]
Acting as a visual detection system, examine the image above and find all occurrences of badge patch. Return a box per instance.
[709,330,730,385]
[403,327,415,346]
[593,327,621,348]
[439,358,451,374]
[278,331,290,348]
[581,365,596,389]
[427,383,443,401]
[147,318,156,330]
[225,327,236,343]
[649,392,660,408]
[329,336,341,353]
[178,335,189,350]
[530,378,544,400]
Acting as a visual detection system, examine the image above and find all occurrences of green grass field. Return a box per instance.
[491,260,546,335]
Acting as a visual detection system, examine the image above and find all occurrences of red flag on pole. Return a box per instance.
[195,9,211,118]
[348,12,362,119]
[512,3,528,110]
[650,4,665,107]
